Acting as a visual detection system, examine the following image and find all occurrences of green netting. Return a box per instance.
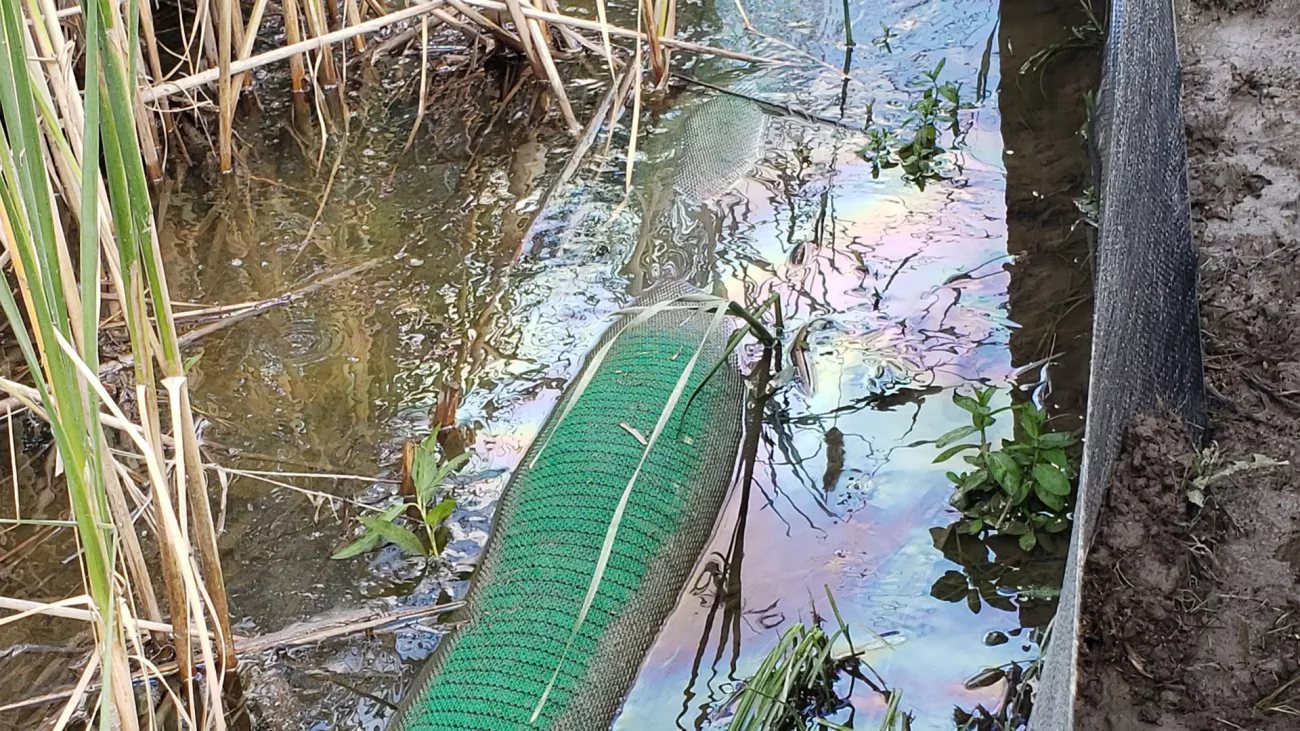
[392,287,745,731]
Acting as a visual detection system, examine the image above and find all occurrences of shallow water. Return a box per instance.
[0,0,1097,728]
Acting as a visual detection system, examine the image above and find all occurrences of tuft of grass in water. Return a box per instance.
[933,387,1078,551]
[725,620,843,730]
[721,590,913,731]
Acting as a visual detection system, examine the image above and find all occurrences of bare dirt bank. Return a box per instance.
[1076,0,1300,728]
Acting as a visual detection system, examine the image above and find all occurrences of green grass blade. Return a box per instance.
[79,0,103,366]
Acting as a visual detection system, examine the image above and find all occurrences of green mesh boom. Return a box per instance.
[391,286,746,731]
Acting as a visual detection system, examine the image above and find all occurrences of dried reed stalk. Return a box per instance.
[235,0,271,91]
[519,0,579,134]
[218,0,234,171]
[347,0,367,52]
[300,0,340,91]
[403,14,431,150]
[1,0,241,722]
[143,0,451,102]
[445,0,527,53]
[281,0,314,125]
[502,0,543,76]
[450,0,777,64]
[141,0,774,105]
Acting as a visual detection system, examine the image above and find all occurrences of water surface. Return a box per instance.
[0,0,1098,728]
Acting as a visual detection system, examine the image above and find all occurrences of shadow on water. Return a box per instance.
[0,0,1099,728]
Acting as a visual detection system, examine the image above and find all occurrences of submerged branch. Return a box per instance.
[0,259,381,417]
[0,601,464,714]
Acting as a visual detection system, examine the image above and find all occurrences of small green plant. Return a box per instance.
[862,126,899,178]
[1072,185,1099,231]
[332,442,466,559]
[898,60,964,189]
[872,23,896,53]
[933,387,1077,551]
[1079,88,1097,144]
[916,59,963,135]
[859,59,964,190]
[1189,447,1288,508]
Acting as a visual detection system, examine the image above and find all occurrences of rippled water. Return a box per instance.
[0,0,1097,728]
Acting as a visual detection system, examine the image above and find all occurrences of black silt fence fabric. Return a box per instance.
[1032,0,1206,726]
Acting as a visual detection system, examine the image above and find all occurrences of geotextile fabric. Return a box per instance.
[1032,0,1207,726]
[390,284,746,731]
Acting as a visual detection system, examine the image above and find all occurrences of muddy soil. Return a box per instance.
[1077,0,1300,728]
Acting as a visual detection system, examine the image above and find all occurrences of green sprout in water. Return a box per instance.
[862,127,899,179]
[1072,185,1098,232]
[933,387,1078,552]
[332,440,466,559]
[1019,0,1105,77]
[872,23,896,54]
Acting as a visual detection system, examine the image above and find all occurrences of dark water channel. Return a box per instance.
[0,0,1098,728]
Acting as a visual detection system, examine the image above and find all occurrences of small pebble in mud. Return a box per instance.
[983,631,1009,646]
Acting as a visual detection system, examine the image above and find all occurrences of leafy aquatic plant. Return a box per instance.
[333,441,465,559]
[1072,185,1099,231]
[933,387,1078,551]
[861,127,899,179]
[859,59,964,190]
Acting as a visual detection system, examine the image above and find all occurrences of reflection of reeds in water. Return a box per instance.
[0,0,236,725]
